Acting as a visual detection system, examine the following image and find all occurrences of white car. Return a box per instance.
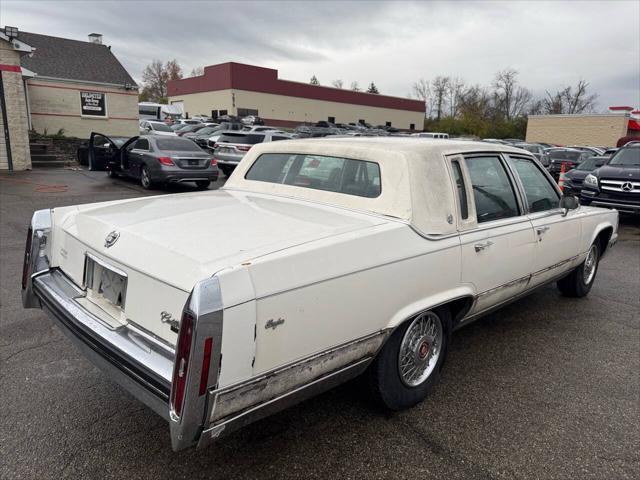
[139,120,177,136]
[22,138,618,451]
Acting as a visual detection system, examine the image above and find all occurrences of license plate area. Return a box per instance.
[84,254,128,310]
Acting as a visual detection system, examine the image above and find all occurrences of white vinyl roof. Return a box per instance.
[224,138,529,236]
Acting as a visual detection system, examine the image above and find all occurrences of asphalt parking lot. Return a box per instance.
[1,169,638,480]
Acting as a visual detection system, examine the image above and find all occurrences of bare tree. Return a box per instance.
[331,79,344,89]
[447,77,466,118]
[350,81,360,91]
[189,66,204,77]
[492,69,532,120]
[431,76,450,121]
[458,85,492,118]
[412,78,431,117]
[141,59,184,102]
[542,80,598,114]
[142,59,168,101]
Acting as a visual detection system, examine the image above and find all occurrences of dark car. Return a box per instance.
[213,131,292,176]
[563,156,610,195]
[580,143,640,214]
[88,132,218,190]
[547,148,591,178]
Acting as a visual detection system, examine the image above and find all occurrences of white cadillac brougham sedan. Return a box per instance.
[22,138,618,450]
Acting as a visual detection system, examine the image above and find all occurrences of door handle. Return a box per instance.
[536,226,550,235]
[474,240,494,252]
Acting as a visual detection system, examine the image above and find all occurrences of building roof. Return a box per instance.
[168,62,424,113]
[16,31,136,87]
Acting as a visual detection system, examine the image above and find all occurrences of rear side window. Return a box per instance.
[508,157,560,212]
[218,134,265,145]
[465,155,519,223]
[246,153,381,198]
[133,138,149,150]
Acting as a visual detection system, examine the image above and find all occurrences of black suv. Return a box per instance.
[580,143,640,214]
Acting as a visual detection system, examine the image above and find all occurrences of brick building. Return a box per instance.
[0,27,138,170]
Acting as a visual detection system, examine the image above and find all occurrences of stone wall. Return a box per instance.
[29,134,85,163]
[0,38,31,170]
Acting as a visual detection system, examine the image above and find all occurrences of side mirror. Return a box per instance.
[559,195,580,215]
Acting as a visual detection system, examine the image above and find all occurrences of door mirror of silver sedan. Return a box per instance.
[559,195,580,215]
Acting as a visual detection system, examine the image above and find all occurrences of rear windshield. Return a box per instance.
[549,150,582,161]
[245,153,381,198]
[149,123,173,132]
[155,138,202,151]
[218,133,265,145]
[609,147,640,166]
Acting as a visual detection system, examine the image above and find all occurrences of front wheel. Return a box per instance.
[369,308,450,411]
[557,242,600,297]
[107,169,118,178]
[140,166,154,190]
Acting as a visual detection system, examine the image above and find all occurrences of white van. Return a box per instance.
[412,132,449,139]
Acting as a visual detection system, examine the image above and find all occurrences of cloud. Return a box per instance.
[3,0,638,108]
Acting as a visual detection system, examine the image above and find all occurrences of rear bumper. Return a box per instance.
[154,169,219,183]
[32,269,174,419]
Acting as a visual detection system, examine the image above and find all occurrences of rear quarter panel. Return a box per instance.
[247,222,464,374]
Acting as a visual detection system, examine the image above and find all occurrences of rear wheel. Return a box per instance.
[557,241,600,297]
[195,180,211,190]
[140,166,154,190]
[369,308,450,411]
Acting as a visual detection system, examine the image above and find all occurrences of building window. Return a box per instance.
[328,116,335,123]
[219,110,228,117]
[385,121,392,127]
[358,119,365,125]
[237,108,259,117]
[410,123,415,130]
[211,110,218,119]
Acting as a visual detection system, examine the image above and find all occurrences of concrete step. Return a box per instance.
[30,154,58,162]
[31,160,69,169]
[29,143,49,155]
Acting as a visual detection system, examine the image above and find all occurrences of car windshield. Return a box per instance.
[196,127,217,136]
[218,133,265,144]
[155,138,202,151]
[549,150,582,161]
[609,147,640,166]
[150,123,173,132]
[575,158,601,171]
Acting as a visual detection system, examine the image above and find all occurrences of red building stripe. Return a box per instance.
[0,64,22,73]
[28,82,138,96]
[31,112,137,121]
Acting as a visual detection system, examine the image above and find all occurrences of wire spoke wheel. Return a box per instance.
[583,244,598,285]
[398,311,443,387]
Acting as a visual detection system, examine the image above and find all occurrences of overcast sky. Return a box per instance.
[3,0,639,109]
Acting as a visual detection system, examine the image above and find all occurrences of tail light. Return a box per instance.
[210,158,217,166]
[199,337,213,395]
[21,227,33,290]
[236,145,251,152]
[158,156,175,166]
[171,311,194,417]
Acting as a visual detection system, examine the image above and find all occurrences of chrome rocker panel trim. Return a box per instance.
[32,269,173,419]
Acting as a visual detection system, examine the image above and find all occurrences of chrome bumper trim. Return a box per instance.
[33,269,173,419]
[590,200,640,213]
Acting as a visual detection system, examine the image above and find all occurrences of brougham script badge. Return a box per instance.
[104,230,120,248]
[265,318,285,330]
[160,311,180,332]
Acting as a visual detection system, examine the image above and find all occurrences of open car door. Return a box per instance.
[88,132,127,171]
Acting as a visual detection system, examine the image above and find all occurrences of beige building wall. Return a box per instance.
[27,79,139,139]
[526,114,629,147]
[170,89,425,129]
[0,39,31,170]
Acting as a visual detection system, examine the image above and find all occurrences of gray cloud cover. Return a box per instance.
[3,0,639,109]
